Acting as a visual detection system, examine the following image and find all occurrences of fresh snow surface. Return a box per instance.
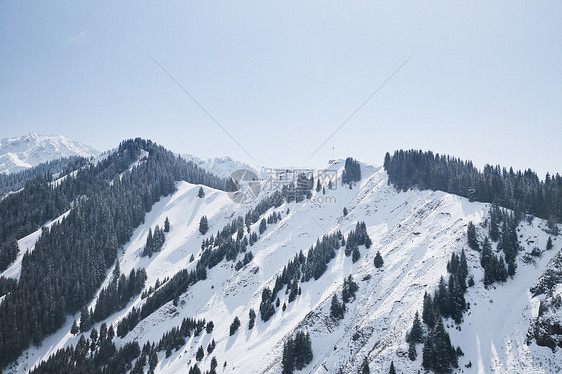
[0,132,99,174]
[5,161,562,374]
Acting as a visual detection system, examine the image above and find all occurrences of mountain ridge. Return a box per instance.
[1,140,561,374]
[0,133,99,174]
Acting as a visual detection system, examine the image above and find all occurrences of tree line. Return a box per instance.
[384,149,562,223]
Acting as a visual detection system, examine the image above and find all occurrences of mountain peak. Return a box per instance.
[0,133,99,174]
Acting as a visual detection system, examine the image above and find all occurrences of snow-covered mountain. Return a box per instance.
[2,155,560,374]
[0,133,99,174]
[181,153,269,179]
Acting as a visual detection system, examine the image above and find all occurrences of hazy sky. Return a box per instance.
[1,1,561,177]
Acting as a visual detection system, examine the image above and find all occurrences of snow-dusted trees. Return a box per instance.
[330,294,345,320]
[467,221,479,250]
[374,251,384,268]
[164,216,170,232]
[93,267,147,323]
[411,249,470,370]
[341,157,361,185]
[29,319,144,374]
[407,311,423,361]
[260,288,276,322]
[258,224,370,322]
[199,216,209,235]
[422,316,458,373]
[229,316,241,336]
[0,237,18,272]
[481,236,508,285]
[248,308,256,329]
[407,311,424,344]
[196,346,204,361]
[259,218,267,234]
[282,331,313,374]
[388,361,396,374]
[330,275,359,321]
[360,357,370,373]
[342,275,359,303]
[142,225,166,257]
[197,186,205,198]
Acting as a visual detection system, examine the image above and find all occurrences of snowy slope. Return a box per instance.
[0,133,99,174]
[5,161,561,374]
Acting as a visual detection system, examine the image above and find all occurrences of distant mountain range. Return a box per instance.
[0,133,99,174]
[181,153,269,179]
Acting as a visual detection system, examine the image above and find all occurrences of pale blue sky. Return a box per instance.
[1,1,561,176]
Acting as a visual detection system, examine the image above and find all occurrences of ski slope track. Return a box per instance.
[6,161,561,374]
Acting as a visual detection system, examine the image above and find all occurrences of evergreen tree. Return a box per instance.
[467,221,479,250]
[481,237,493,267]
[259,288,275,322]
[282,331,313,373]
[408,340,417,361]
[229,316,240,336]
[197,187,205,198]
[423,316,457,373]
[383,149,562,224]
[422,292,435,328]
[0,238,19,272]
[164,216,170,232]
[248,308,256,329]
[342,157,361,185]
[259,218,267,235]
[342,275,359,303]
[374,251,384,268]
[352,246,361,263]
[108,325,115,341]
[207,339,216,354]
[196,346,204,361]
[80,306,91,332]
[389,361,396,374]
[70,319,79,335]
[360,357,370,374]
[435,276,451,318]
[497,256,508,282]
[343,207,348,216]
[408,311,424,343]
[330,294,345,320]
[91,327,99,342]
[489,204,501,242]
[199,216,208,235]
[99,323,108,341]
[145,228,154,256]
[546,236,553,250]
[282,338,295,374]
